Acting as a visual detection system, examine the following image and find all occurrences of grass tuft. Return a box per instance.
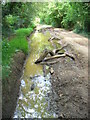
[2,27,34,79]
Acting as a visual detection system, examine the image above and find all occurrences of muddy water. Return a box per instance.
[14,30,60,118]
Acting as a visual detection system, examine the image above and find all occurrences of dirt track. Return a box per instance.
[39,26,88,118]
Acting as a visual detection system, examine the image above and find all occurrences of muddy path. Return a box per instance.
[38,25,88,118]
[14,25,88,118]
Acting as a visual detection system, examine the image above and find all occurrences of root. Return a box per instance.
[39,59,60,65]
[55,43,68,53]
[35,49,54,64]
[44,54,66,61]
[35,45,75,65]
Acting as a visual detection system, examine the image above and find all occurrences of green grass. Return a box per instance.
[2,27,34,79]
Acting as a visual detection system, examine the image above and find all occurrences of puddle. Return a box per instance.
[14,29,60,118]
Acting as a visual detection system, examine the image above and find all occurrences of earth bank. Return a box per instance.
[39,26,88,118]
[2,51,26,118]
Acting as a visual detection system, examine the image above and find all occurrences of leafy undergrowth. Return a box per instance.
[2,27,34,80]
[73,29,90,39]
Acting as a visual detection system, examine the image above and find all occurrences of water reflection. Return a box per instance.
[14,31,58,118]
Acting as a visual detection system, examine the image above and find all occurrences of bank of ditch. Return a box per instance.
[2,27,35,118]
[2,25,88,118]
[39,26,88,118]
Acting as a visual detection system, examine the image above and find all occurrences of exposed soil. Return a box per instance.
[38,26,88,118]
[2,51,26,118]
[2,25,88,118]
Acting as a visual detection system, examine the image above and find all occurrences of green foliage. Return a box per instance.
[15,28,33,37]
[5,15,17,25]
[2,2,38,80]
[2,2,89,37]
[2,27,34,80]
[2,2,37,37]
[39,2,89,34]
[2,2,89,80]
[39,2,68,27]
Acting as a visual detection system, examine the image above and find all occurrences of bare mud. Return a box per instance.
[39,25,88,118]
[2,51,26,118]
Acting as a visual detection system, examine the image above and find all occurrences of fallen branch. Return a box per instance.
[35,46,75,65]
[65,52,75,60]
[39,59,60,65]
[35,49,54,64]
[44,54,66,61]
